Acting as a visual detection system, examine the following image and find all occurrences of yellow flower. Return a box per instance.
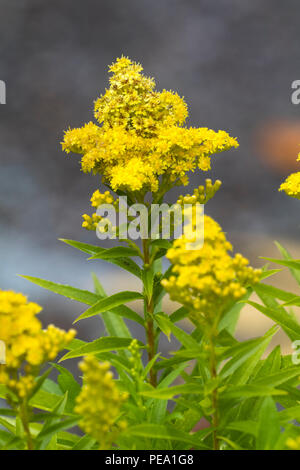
[177,179,222,206]
[82,189,118,231]
[162,216,261,326]
[0,289,76,398]
[62,57,238,194]
[279,172,300,199]
[286,436,300,450]
[75,356,128,448]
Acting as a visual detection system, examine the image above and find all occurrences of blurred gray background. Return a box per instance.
[1,0,300,348]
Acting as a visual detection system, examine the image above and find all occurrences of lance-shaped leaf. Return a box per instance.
[125,424,210,449]
[20,275,100,305]
[247,300,300,341]
[254,283,299,303]
[140,382,204,400]
[253,366,300,388]
[275,241,300,285]
[21,275,144,326]
[60,336,145,361]
[155,313,200,349]
[219,326,278,379]
[88,246,140,260]
[256,397,281,450]
[74,291,144,323]
[60,239,142,279]
[261,257,300,271]
[220,384,286,401]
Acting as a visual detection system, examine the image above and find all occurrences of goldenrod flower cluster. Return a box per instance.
[82,189,118,230]
[128,339,142,379]
[75,356,128,447]
[286,436,300,450]
[162,216,261,324]
[62,57,238,194]
[279,172,300,199]
[0,289,76,398]
[279,151,300,199]
[177,179,222,206]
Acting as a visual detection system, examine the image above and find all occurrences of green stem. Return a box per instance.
[142,239,157,387]
[19,399,33,450]
[209,333,219,451]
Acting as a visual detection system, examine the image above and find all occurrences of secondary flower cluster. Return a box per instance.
[286,436,300,450]
[177,179,222,206]
[279,152,300,199]
[62,57,238,194]
[279,172,300,199]
[162,216,261,325]
[82,189,118,230]
[0,289,76,398]
[75,356,128,448]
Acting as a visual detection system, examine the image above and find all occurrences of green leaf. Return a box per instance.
[60,239,142,279]
[0,435,23,450]
[155,314,200,350]
[252,345,281,380]
[142,266,155,301]
[227,420,258,437]
[261,257,300,271]
[275,241,300,285]
[218,294,249,335]
[92,274,134,349]
[259,268,282,280]
[279,405,300,424]
[0,417,15,434]
[220,326,278,380]
[35,392,70,450]
[247,299,300,342]
[108,304,145,327]
[220,385,286,401]
[253,366,300,388]
[59,239,102,255]
[51,364,81,405]
[140,383,203,400]
[125,424,209,449]
[0,409,16,417]
[256,397,281,450]
[60,337,144,361]
[254,283,298,303]
[36,417,78,444]
[141,354,161,381]
[281,297,300,307]
[150,239,172,249]
[217,436,244,450]
[72,435,97,450]
[88,246,139,260]
[74,291,143,323]
[20,275,100,305]
[155,313,172,341]
[27,367,54,401]
[150,363,188,424]
[0,386,72,415]
[169,306,189,323]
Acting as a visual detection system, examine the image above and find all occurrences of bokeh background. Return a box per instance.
[1,0,300,353]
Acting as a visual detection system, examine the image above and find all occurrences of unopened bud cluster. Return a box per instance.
[75,356,128,447]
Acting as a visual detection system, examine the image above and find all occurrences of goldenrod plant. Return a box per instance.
[1,58,300,450]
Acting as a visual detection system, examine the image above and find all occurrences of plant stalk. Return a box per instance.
[142,239,157,387]
[20,400,33,450]
[209,333,219,450]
